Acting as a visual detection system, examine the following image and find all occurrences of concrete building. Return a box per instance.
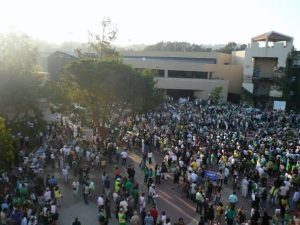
[121,51,243,102]
[48,51,77,81]
[240,31,294,107]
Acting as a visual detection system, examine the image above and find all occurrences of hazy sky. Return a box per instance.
[1,0,299,48]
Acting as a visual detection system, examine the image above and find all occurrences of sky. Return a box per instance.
[0,0,299,49]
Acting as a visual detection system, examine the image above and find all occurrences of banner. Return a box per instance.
[205,170,218,182]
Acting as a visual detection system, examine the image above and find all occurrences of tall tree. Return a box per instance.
[88,17,119,60]
[217,42,247,53]
[0,117,14,169]
[60,59,163,132]
[0,32,43,119]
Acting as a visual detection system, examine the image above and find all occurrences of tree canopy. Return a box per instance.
[0,117,14,168]
[144,41,212,52]
[58,59,163,127]
[0,32,43,119]
[216,42,247,53]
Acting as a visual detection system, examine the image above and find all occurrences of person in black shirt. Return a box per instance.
[72,217,81,225]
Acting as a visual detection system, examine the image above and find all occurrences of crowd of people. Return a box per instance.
[1,99,300,225]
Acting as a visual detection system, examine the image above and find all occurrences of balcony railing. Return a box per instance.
[253,71,284,80]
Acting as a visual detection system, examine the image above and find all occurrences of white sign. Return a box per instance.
[273,101,286,110]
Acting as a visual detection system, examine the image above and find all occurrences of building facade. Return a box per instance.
[241,31,294,107]
[121,51,243,102]
[48,51,77,81]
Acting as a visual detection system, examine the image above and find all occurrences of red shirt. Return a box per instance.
[150,208,158,219]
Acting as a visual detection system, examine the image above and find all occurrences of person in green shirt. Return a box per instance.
[144,167,149,184]
[225,206,235,225]
[125,180,133,193]
[118,209,126,225]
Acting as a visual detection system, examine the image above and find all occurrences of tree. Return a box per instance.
[144,41,212,52]
[0,32,43,119]
[210,86,223,104]
[217,42,246,53]
[87,17,119,60]
[60,59,164,133]
[0,117,14,169]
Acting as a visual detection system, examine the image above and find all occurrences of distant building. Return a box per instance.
[240,31,294,107]
[121,51,243,102]
[48,51,77,81]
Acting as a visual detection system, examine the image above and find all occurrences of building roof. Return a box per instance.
[48,51,78,59]
[252,31,293,42]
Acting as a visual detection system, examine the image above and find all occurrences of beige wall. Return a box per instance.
[231,50,245,65]
[210,65,243,94]
[121,51,220,59]
[122,55,243,94]
[154,77,228,102]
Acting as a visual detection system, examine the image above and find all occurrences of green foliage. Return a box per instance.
[210,86,223,104]
[0,117,14,168]
[60,59,164,125]
[144,41,212,52]
[0,32,47,152]
[241,87,254,105]
[87,17,119,60]
[217,42,246,53]
[0,32,42,119]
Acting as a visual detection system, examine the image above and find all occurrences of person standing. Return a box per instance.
[118,208,126,225]
[130,211,140,225]
[62,166,69,184]
[150,206,159,225]
[72,180,80,197]
[196,189,204,214]
[144,212,154,225]
[121,150,128,166]
[228,192,238,209]
[83,183,90,205]
[54,186,63,207]
[72,217,81,225]
[241,177,249,198]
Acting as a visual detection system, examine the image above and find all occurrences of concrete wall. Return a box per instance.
[231,50,245,65]
[154,77,228,102]
[122,52,243,95]
[210,65,243,94]
[254,58,278,74]
[243,41,293,77]
[121,51,220,59]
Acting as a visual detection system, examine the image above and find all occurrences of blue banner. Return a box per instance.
[205,170,218,182]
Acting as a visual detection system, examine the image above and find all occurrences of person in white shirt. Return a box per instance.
[72,180,79,196]
[139,193,146,213]
[62,167,69,184]
[50,202,57,214]
[148,151,153,164]
[224,167,230,184]
[44,188,51,202]
[279,185,288,198]
[119,198,128,212]
[121,150,128,165]
[97,195,104,209]
[241,177,249,197]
